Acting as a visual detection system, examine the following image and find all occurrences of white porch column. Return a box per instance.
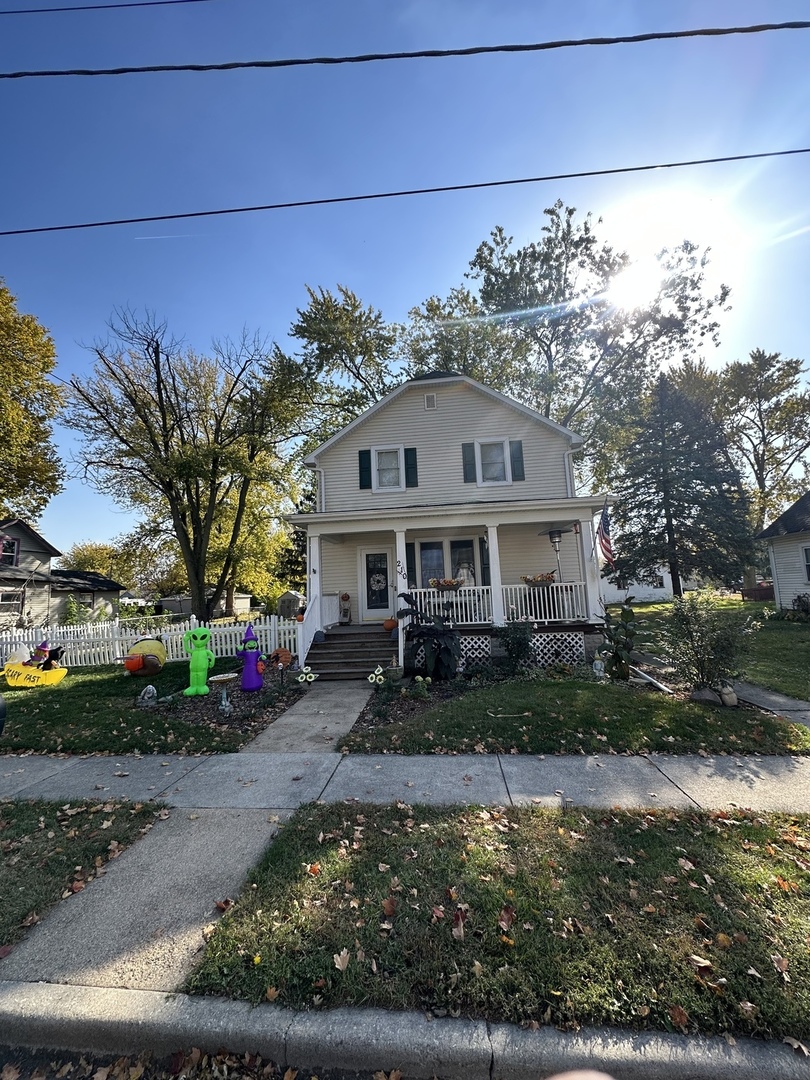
[308,532,323,628]
[578,518,603,623]
[394,529,407,669]
[486,524,506,625]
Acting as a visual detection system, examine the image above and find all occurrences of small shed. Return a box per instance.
[277,590,306,620]
[757,492,810,610]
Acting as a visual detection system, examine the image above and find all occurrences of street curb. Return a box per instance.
[1,981,808,1079]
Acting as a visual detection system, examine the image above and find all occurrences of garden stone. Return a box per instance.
[690,687,722,705]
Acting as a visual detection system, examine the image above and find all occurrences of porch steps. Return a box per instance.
[305,625,398,681]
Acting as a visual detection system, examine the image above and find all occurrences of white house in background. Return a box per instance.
[601,569,674,605]
[287,371,608,675]
[758,491,810,610]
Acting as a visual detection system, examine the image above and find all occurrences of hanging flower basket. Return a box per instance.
[429,578,463,591]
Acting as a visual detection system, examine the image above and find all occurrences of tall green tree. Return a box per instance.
[610,374,752,596]
[282,285,402,446]
[0,281,63,519]
[721,348,810,533]
[58,540,137,589]
[62,310,311,621]
[404,201,729,478]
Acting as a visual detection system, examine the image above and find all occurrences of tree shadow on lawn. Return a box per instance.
[186,800,810,1043]
[341,676,810,757]
[0,663,304,755]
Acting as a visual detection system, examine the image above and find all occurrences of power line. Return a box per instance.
[0,0,214,14]
[2,146,807,239]
[1,20,808,78]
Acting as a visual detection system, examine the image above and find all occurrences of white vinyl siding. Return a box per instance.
[770,535,810,607]
[317,381,571,512]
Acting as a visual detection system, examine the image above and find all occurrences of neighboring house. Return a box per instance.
[600,568,705,605]
[757,491,810,610]
[0,518,62,627]
[50,569,125,622]
[288,372,608,673]
[159,592,253,618]
[0,518,124,627]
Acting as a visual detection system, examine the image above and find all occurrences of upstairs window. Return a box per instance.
[1,537,19,566]
[804,545,810,583]
[462,440,525,486]
[359,447,418,491]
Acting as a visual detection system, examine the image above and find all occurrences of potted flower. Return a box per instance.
[520,572,556,587]
[428,577,464,591]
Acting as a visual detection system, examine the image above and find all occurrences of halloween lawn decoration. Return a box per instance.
[183,626,215,696]
[236,623,265,692]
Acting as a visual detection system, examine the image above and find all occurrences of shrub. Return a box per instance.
[494,617,534,670]
[597,599,640,681]
[397,593,461,681]
[655,590,761,690]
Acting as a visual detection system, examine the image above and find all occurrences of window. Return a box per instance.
[804,546,810,583]
[1,537,19,566]
[462,440,525,486]
[424,393,437,410]
[359,447,418,490]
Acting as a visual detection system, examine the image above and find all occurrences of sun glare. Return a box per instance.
[601,187,756,292]
[606,258,663,311]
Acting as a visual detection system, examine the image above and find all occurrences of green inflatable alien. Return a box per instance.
[183,626,215,696]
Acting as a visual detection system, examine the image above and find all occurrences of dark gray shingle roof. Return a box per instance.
[757,491,810,539]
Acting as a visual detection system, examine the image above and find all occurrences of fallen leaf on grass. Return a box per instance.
[688,954,713,973]
[373,1070,403,1080]
[498,904,516,931]
[283,1069,298,1080]
[266,986,281,1001]
[2,1065,22,1080]
[382,895,398,918]
[214,898,234,912]
[668,1004,689,1032]
[452,907,468,941]
[334,948,350,971]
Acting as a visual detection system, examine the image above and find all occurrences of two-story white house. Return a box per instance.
[288,372,608,677]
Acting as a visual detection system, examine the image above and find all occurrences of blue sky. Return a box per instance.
[1,0,809,552]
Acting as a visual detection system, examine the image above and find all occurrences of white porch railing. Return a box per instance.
[406,582,588,625]
[0,615,300,669]
[502,582,588,624]
[321,592,340,628]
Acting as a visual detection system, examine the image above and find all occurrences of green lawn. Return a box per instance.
[187,800,810,1042]
[339,676,810,756]
[0,798,158,952]
[0,663,299,755]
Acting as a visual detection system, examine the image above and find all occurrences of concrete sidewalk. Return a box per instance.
[3,678,810,1078]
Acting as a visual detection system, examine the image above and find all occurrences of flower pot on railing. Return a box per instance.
[520,575,555,588]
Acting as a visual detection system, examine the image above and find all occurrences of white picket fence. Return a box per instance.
[0,615,301,669]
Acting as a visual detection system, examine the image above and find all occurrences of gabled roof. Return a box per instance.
[304,372,583,464]
[757,491,810,539]
[0,517,62,558]
[50,569,125,592]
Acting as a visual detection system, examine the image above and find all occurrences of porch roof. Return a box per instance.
[288,494,609,535]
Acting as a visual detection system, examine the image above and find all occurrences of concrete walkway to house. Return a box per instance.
[3,679,810,1079]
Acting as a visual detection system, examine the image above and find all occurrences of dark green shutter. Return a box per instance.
[478,536,491,587]
[509,440,525,481]
[404,447,418,487]
[462,442,476,483]
[358,449,372,489]
[405,543,417,589]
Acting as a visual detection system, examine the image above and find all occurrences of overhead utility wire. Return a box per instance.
[0,0,214,14]
[1,20,808,78]
[2,146,808,239]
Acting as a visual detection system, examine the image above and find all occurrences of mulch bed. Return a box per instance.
[154,677,306,739]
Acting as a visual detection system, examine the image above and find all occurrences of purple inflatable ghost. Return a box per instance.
[236,623,265,692]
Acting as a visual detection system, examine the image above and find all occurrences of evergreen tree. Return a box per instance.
[611,374,752,595]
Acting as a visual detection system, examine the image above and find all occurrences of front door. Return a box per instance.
[360,548,394,621]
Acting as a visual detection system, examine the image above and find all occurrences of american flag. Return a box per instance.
[596,501,615,568]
